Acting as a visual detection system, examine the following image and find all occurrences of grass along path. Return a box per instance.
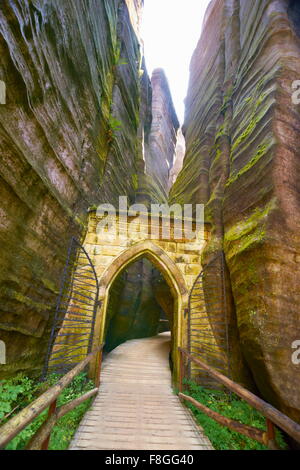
[0,372,94,450]
[183,380,288,450]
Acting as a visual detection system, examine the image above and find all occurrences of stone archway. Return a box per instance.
[51,209,210,384]
[90,240,189,385]
[99,240,188,298]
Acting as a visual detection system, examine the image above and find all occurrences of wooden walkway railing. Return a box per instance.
[178,348,300,449]
[0,345,104,450]
[1,343,299,450]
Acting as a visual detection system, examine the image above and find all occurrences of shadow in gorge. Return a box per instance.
[103,257,174,365]
[288,0,300,37]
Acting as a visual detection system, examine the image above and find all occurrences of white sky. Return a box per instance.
[141,0,211,124]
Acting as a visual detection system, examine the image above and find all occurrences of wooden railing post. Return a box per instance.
[179,349,183,393]
[0,345,103,450]
[95,348,103,388]
[265,418,278,450]
[178,347,300,446]
[41,399,57,450]
[27,389,98,450]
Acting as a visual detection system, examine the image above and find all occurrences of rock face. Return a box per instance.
[145,68,179,202]
[3,0,298,430]
[0,0,178,378]
[169,128,186,190]
[171,0,300,422]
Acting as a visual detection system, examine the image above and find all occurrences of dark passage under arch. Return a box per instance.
[104,256,174,355]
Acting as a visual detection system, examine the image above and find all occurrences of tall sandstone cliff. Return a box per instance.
[0,0,178,378]
[145,68,179,201]
[171,0,300,422]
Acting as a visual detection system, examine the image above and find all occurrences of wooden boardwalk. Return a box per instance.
[70,333,213,450]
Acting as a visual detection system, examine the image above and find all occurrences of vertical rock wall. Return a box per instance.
[0,0,178,378]
[170,0,300,422]
[145,69,179,201]
[169,129,186,190]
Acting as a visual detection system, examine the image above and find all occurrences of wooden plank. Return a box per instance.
[0,346,103,449]
[179,348,300,444]
[70,334,213,450]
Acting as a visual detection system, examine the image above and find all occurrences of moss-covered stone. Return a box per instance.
[0,0,179,378]
[170,0,300,423]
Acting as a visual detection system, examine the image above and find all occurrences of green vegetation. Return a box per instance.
[220,85,234,115]
[231,116,259,154]
[117,58,128,66]
[131,173,139,191]
[226,143,269,187]
[230,76,268,158]
[183,380,287,450]
[0,375,34,422]
[107,115,122,144]
[214,125,225,142]
[224,198,277,258]
[0,372,94,450]
[109,116,122,133]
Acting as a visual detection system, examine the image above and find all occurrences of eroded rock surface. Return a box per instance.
[0,0,177,377]
[170,0,300,422]
[169,129,186,190]
[145,69,179,201]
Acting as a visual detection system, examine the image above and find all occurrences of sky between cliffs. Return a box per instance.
[141,0,211,124]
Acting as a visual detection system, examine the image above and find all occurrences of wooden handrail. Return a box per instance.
[26,388,99,450]
[179,393,273,447]
[178,347,300,446]
[0,345,104,449]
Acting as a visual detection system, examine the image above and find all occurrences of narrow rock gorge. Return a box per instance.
[0,0,178,377]
[1,0,300,433]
